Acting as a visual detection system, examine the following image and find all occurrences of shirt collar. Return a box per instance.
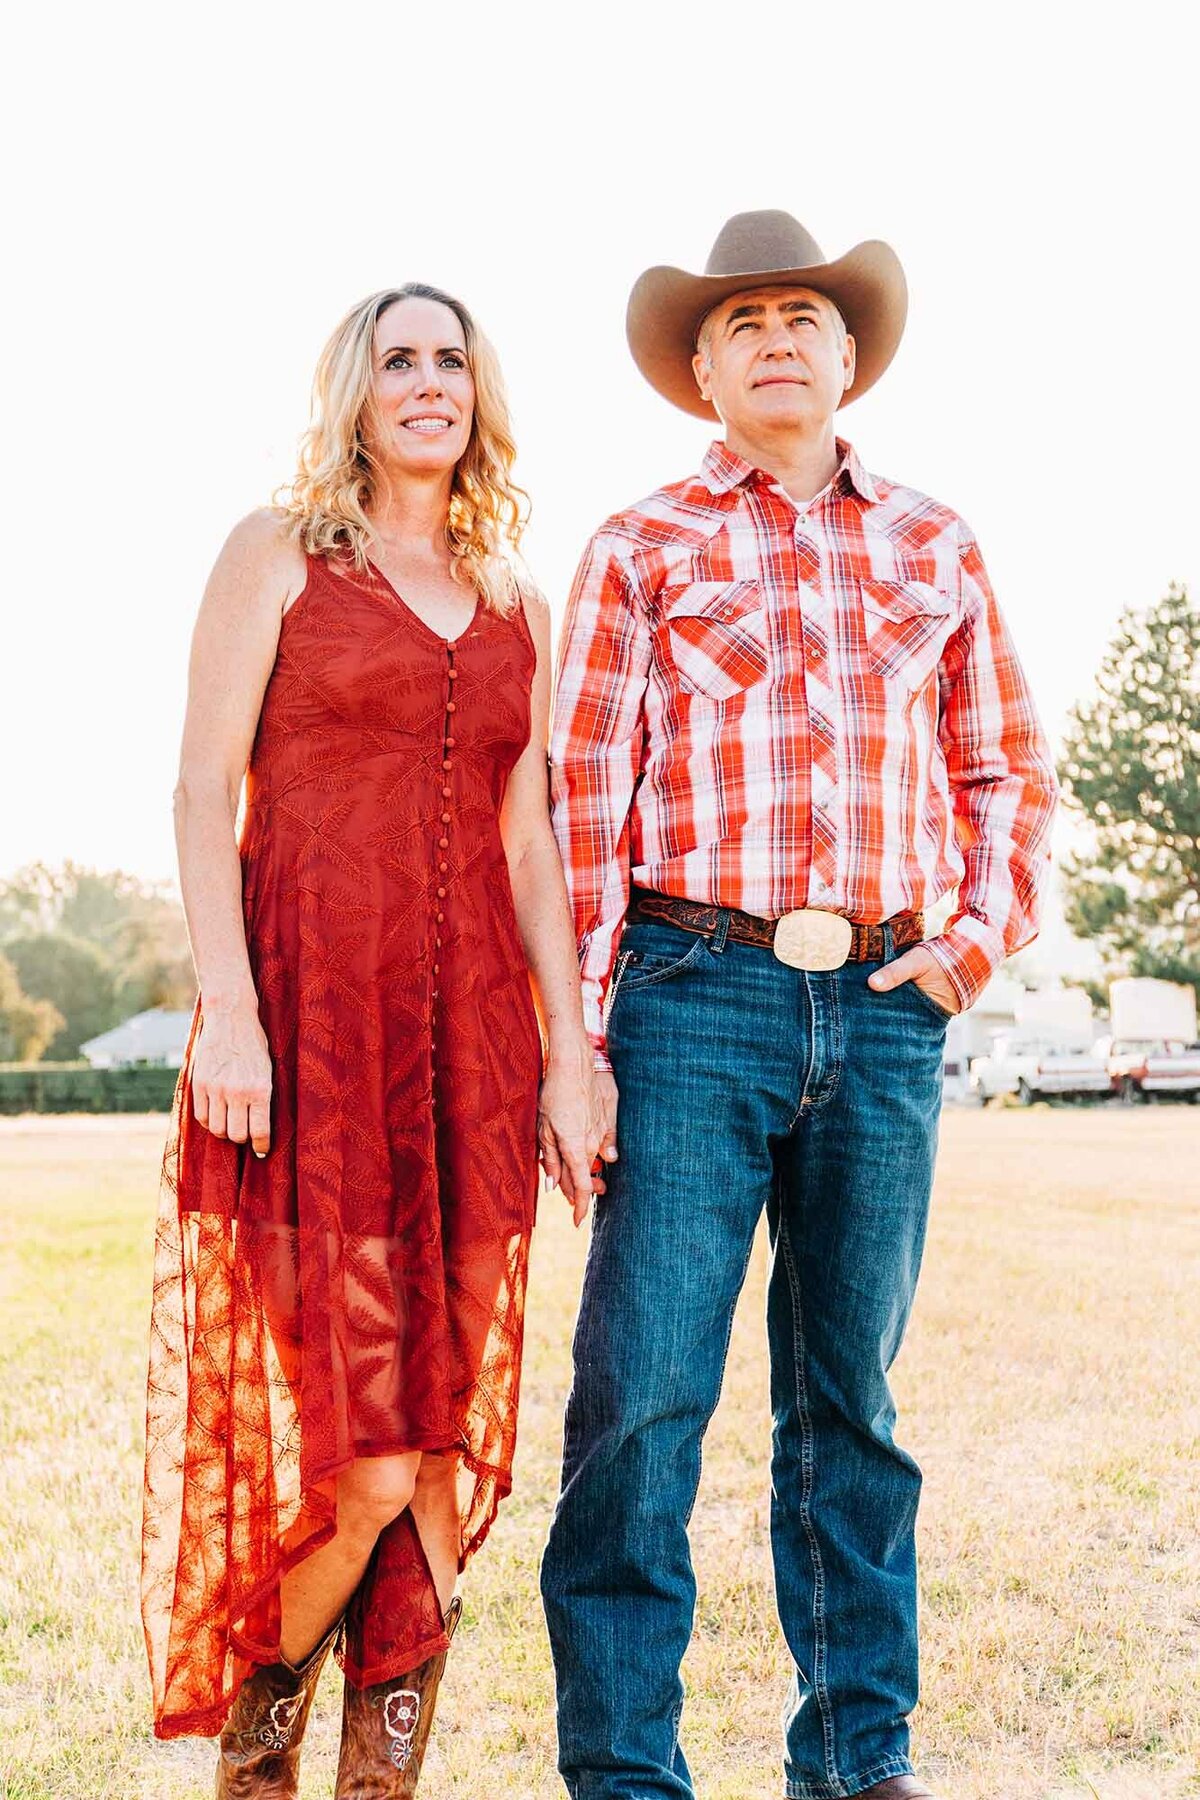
[836,440,879,504]
[700,440,758,495]
[700,436,879,506]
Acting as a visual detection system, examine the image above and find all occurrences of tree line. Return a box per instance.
[0,865,194,1061]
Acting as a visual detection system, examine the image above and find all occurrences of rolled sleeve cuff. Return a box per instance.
[924,915,1007,1012]
[582,979,612,1072]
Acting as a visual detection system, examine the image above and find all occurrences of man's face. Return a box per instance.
[691,286,855,437]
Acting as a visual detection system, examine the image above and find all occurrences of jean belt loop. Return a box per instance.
[709,908,731,955]
[882,919,895,963]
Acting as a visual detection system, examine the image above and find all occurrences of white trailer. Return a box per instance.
[1109,978,1197,1044]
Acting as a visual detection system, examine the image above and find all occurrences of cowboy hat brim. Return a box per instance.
[626,239,907,420]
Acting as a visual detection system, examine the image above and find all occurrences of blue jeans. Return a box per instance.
[540,915,950,1799]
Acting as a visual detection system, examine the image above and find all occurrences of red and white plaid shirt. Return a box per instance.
[550,438,1058,1068]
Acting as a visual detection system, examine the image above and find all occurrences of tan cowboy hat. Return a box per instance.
[626,209,907,420]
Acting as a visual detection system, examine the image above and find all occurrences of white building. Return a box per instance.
[80,1007,192,1069]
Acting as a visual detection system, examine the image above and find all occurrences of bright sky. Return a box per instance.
[5,3,1195,977]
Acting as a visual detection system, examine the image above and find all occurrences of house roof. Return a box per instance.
[80,1007,193,1066]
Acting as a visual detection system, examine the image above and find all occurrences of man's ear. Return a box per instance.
[842,332,857,393]
[692,350,711,405]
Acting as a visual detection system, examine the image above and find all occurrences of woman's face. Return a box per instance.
[369,296,476,476]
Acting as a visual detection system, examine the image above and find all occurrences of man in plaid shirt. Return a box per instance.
[541,211,1058,1800]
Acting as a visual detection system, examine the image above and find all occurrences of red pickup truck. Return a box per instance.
[1100,1038,1200,1104]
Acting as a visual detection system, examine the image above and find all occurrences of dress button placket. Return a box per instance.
[432,641,457,1077]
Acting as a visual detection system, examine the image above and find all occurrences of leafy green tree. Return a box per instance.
[0,863,195,1025]
[0,862,60,938]
[3,931,120,1060]
[115,937,196,1017]
[0,951,64,1062]
[1058,584,1199,997]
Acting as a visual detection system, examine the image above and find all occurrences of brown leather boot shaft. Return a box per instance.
[214,1627,336,1799]
[334,1597,462,1798]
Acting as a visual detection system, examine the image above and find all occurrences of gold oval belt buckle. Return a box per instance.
[772,909,854,972]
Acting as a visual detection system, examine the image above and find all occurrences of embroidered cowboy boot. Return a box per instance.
[214,1623,338,1799]
[334,1596,462,1797]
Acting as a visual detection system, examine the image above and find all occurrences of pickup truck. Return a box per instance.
[969,1035,1113,1105]
[1098,1038,1200,1104]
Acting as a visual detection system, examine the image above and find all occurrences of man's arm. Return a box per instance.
[922,525,1060,1009]
[549,530,652,1071]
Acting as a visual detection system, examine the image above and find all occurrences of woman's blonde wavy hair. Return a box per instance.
[279,284,528,614]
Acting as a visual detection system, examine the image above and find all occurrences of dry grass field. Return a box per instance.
[0,1108,1197,1800]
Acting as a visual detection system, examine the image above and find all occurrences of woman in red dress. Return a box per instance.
[141,284,609,1795]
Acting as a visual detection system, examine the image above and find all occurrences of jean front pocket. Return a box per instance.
[906,977,957,1024]
[605,927,710,1029]
[856,579,956,692]
[659,579,768,702]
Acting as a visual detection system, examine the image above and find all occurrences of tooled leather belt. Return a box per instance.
[627,887,924,969]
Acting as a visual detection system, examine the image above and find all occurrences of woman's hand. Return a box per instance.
[537,1041,619,1227]
[867,944,961,1015]
[191,1003,273,1156]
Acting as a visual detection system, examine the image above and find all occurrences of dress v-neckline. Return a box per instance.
[365,558,480,647]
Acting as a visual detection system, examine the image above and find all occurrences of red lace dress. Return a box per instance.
[141,554,542,1739]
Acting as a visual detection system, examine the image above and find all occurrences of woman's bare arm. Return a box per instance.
[174,510,307,1153]
[499,584,613,1224]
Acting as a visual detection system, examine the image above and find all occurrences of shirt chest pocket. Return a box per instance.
[658,579,769,702]
[856,579,957,690]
